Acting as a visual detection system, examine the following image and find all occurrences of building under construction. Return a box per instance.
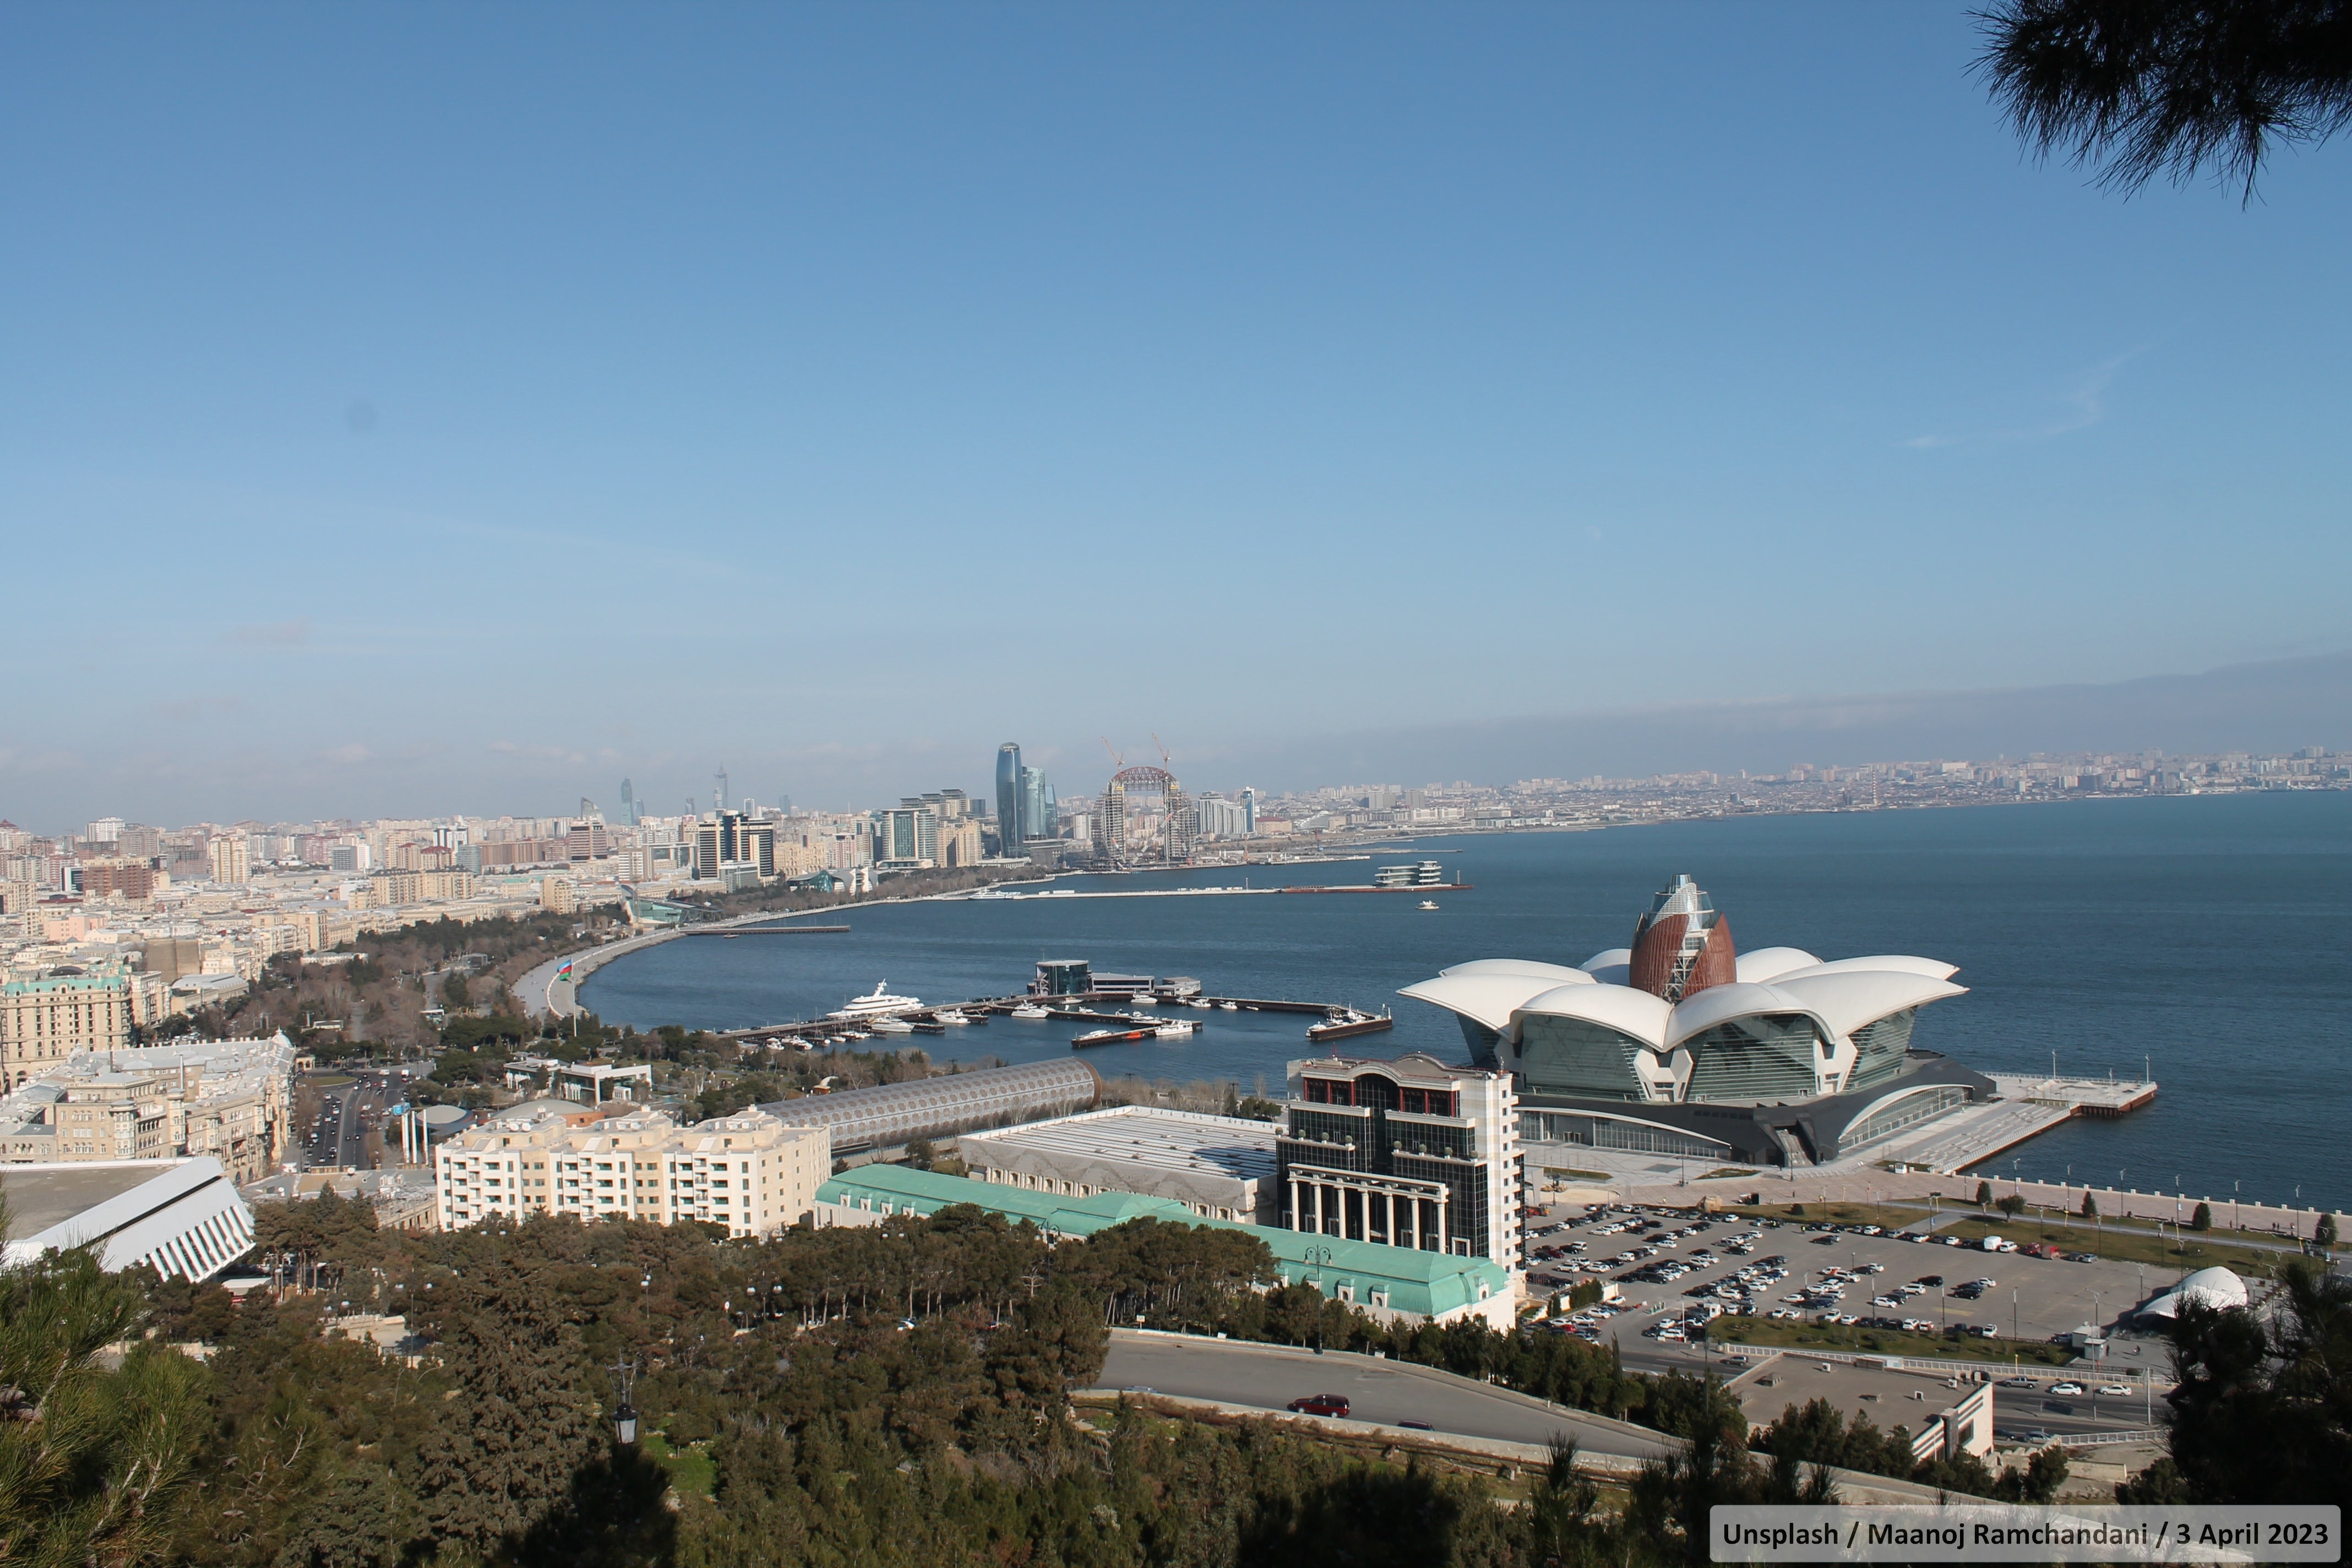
[1095,739,1199,865]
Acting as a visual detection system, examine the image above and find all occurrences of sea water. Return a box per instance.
[581,791,2352,1208]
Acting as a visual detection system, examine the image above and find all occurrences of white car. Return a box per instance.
[2097,1385,2132,1397]
[2049,1382,2086,1397]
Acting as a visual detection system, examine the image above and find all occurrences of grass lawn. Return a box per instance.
[1542,1167,1612,1183]
[641,1431,716,1498]
[1930,1213,2280,1278]
[1705,1315,2075,1366]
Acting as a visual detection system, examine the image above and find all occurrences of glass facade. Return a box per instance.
[1521,1109,1729,1158]
[1846,1009,1918,1092]
[995,744,1023,848]
[1842,1083,1968,1150]
[1516,1014,1651,1101]
[1681,1014,1821,1103]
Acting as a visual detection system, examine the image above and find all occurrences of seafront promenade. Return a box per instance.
[1615,1166,2348,1244]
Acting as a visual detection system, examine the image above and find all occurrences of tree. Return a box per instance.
[2191,1200,2213,1231]
[1998,1194,2029,1218]
[2318,1212,2339,1248]
[0,1215,207,1566]
[2081,1191,2100,1219]
[1976,1180,1994,1207]
[1977,0,2352,198]
[440,970,471,1010]
[2151,1257,2352,1507]
[404,1257,600,1555]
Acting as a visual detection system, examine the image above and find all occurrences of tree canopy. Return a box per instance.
[1978,0,2352,197]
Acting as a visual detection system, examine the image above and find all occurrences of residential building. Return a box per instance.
[209,835,250,885]
[80,857,156,902]
[2,971,140,1090]
[539,877,575,913]
[433,1104,830,1239]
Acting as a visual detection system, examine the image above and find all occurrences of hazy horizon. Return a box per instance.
[6,647,2345,832]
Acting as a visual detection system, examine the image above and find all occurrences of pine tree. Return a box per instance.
[404,1256,599,1556]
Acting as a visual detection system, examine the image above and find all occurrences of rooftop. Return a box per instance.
[962,1106,1277,1185]
[816,1162,1507,1320]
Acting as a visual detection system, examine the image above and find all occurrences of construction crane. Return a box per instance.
[1100,737,1124,772]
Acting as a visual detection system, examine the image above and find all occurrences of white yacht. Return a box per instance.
[868,1017,917,1035]
[829,981,923,1021]
[933,1010,972,1026]
[1153,1018,1199,1038]
[1010,1002,1050,1020]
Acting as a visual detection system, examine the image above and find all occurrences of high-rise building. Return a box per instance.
[85,817,125,844]
[1275,1052,1522,1271]
[619,777,638,827]
[874,807,939,869]
[995,743,1024,850]
[693,812,773,879]
[209,836,250,886]
[1242,787,1258,834]
[1020,766,1052,843]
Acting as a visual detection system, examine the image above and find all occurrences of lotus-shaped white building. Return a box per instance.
[1400,873,1992,1167]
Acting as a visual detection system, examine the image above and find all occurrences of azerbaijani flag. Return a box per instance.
[556,959,575,980]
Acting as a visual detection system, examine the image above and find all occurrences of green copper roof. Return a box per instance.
[815,1163,1508,1320]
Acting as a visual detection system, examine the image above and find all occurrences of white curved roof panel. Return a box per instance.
[1734,946,1822,984]
[1398,972,1568,1032]
[1768,970,1967,1038]
[1509,982,1674,1050]
[1661,982,1825,1052]
[1437,959,1594,985]
[1579,948,1632,973]
[1770,955,1960,984]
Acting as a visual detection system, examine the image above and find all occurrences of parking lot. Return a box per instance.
[1517,1199,2181,1433]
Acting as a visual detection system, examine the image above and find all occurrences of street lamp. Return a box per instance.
[607,1358,639,1445]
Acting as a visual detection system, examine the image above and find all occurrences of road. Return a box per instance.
[299,1070,398,1170]
[1096,1331,1683,1461]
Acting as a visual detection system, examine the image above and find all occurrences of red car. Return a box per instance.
[1287,1394,1351,1418]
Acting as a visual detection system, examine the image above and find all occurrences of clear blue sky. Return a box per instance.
[3,4,2345,827]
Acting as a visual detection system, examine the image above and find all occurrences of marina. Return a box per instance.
[577,797,2352,1208]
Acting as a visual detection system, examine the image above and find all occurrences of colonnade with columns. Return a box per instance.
[1288,1168,1455,1255]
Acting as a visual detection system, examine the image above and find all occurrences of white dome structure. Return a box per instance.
[2137,1267,2250,1320]
[1397,872,1987,1168]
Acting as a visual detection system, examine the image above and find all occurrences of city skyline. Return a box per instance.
[4,7,2346,827]
[3,646,2345,832]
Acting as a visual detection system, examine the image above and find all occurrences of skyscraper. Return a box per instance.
[995,743,1023,848]
[1020,766,1052,843]
[619,777,637,827]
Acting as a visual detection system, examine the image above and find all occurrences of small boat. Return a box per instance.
[933,1010,972,1026]
[1153,1019,1198,1038]
[1219,1000,1239,1011]
[1419,900,1441,911]
[1010,1003,1050,1020]
[1071,1026,1154,1048]
[1306,1008,1396,1044]
[1187,997,1213,1009]
[869,1017,917,1035]
[911,1020,946,1035]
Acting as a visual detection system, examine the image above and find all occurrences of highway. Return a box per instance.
[299,1070,397,1170]
[1095,1331,1684,1461]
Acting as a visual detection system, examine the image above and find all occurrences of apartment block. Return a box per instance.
[435,1105,830,1239]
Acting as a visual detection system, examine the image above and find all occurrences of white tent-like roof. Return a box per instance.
[2138,1267,2249,1320]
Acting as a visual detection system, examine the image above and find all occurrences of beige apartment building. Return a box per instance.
[49,1073,173,1161]
[2,971,140,1090]
[435,1105,829,1239]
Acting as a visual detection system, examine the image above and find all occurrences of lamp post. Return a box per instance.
[608,1358,639,1445]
